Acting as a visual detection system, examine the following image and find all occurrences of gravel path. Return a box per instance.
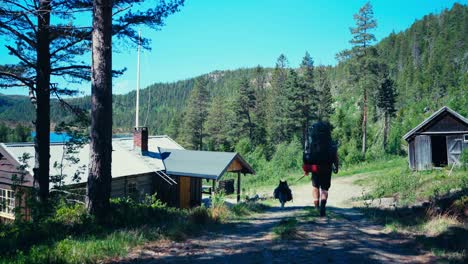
[112,175,434,264]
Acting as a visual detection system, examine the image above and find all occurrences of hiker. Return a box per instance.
[302,121,339,217]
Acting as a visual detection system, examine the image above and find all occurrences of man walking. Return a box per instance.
[302,121,339,217]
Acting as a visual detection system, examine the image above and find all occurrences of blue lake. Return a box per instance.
[31,132,72,143]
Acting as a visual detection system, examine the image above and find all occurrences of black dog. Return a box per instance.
[274,180,293,208]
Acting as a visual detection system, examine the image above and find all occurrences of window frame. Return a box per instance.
[464,134,468,143]
[127,181,138,196]
[0,188,15,218]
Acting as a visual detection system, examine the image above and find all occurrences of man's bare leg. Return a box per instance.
[320,190,328,217]
[313,187,320,209]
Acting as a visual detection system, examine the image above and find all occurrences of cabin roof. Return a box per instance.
[159,148,255,180]
[403,106,468,141]
[0,136,183,187]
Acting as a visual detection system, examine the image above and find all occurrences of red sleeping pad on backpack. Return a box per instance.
[302,164,319,174]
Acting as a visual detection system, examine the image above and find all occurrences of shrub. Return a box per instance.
[209,192,229,223]
[461,148,468,170]
[53,201,90,227]
[189,206,210,225]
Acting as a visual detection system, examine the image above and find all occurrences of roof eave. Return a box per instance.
[403,106,468,141]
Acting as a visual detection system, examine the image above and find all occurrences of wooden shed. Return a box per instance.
[403,106,468,170]
[155,148,255,209]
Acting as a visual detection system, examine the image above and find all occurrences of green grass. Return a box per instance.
[272,218,300,240]
[230,201,270,218]
[338,156,407,177]
[353,158,468,263]
[344,156,468,206]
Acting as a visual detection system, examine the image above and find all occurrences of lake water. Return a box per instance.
[30,132,71,143]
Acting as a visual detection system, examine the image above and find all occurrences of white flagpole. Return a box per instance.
[135,30,141,127]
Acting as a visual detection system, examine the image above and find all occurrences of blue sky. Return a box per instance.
[1,0,465,95]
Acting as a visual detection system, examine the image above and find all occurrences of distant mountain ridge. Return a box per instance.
[0,3,466,136]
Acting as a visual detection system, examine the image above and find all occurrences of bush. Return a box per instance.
[53,201,90,227]
[209,192,229,223]
[461,148,468,170]
[189,206,211,225]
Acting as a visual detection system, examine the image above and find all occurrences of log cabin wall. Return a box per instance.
[110,173,155,200]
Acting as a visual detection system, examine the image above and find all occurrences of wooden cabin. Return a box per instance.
[0,127,255,221]
[0,145,33,222]
[155,148,255,208]
[403,106,468,170]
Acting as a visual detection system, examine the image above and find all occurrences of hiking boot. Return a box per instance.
[320,199,327,217]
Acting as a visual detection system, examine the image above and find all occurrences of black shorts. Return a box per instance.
[311,167,332,191]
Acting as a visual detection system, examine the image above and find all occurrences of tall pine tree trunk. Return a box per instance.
[383,111,389,151]
[87,0,113,220]
[33,0,51,209]
[361,88,367,156]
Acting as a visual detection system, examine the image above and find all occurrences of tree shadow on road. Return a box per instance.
[114,204,433,264]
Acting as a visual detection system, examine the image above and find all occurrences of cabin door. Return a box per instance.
[446,135,463,166]
[179,176,191,209]
[415,135,432,170]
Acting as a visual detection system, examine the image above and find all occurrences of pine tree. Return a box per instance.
[234,77,256,143]
[316,66,334,121]
[205,96,230,151]
[283,69,306,141]
[345,1,378,157]
[377,77,397,151]
[252,66,268,146]
[299,52,318,142]
[269,54,289,143]
[87,0,184,219]
[182,77,210,150]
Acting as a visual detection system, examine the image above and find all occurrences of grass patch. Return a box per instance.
[230,201,270,218]
[0,196,225,264]
[360,206,467,263]
[347,157,468,206]
[272,218,301,240]
[338,156,405,177]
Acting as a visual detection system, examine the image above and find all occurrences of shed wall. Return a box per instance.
[423,114,468,133]
[446,135,464,165]
[153,174,179,207]
[408,139,416,170]
[415,135,432,170]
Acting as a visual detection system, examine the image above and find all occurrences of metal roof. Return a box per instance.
[159,148,255,180]
[403,106,468,141]
[0,136,183,187]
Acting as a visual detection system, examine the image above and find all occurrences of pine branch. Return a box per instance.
[5,45,36,68]
[0,21,36,48]
[0,70,33,87]
[51,65,90,72]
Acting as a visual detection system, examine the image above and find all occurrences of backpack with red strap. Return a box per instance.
[303,121,335,174]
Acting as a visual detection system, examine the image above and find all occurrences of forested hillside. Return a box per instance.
[0,3,466,165]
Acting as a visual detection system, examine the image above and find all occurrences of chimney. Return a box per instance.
[133,127,148,153]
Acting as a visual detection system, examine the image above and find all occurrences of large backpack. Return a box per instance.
[303,121,334,165]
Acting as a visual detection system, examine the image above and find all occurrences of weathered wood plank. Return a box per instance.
[415,135,432,170]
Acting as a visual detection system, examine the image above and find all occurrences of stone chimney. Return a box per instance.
[133,127,148,153]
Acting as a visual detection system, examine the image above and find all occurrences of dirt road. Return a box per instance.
[114,175,433,264]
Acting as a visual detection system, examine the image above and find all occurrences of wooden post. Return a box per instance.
[237,172,241,203]
[212,179,215,195]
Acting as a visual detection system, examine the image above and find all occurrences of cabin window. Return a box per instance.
[0,188,15,217]
[127,182,138,196]
[464,134,468,143]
